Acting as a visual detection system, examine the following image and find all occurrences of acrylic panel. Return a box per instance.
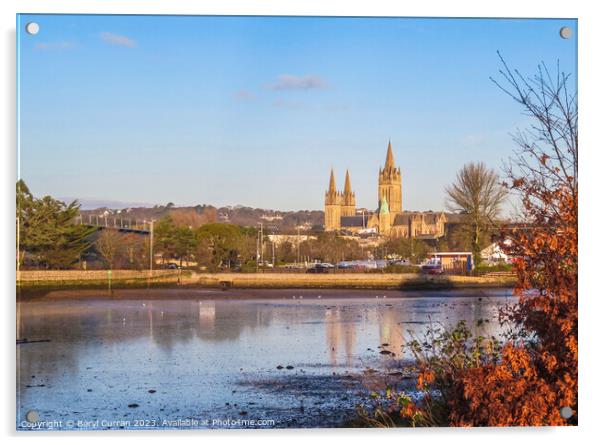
[16,14,578,430]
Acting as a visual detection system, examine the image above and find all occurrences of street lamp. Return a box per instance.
[148,220,155,282]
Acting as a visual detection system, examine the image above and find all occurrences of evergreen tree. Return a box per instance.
[17,180,97,268]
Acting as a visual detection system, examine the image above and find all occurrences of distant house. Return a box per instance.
[480,242,510,265]
[431,252,474,273]
[267,234,316,247]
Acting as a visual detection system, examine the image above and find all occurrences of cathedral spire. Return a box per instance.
[344,169,352,195]
[384,140,395,171]
[328,167,337,193]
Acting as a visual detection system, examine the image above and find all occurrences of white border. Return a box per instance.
[2,1,601,444]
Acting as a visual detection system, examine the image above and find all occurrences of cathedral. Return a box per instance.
[324,141,446,238]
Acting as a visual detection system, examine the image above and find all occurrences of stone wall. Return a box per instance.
[18,269,179,283]
[194,272,516,289]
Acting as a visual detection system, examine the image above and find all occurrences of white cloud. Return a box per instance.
[234,90,255,101]
[35,41,76,50]
[268,74,327,91]
[100,32,136,48]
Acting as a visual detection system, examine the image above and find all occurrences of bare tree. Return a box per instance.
[95,229,124,270]
[169,208,216,228]
[446,162,508,263]
[121,233,148,270]
[491,52,577,216]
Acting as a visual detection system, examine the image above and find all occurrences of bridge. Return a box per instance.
[75,214,151,234]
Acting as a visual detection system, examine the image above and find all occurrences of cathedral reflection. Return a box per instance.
[325,306,357,365]
[378,307,405,357]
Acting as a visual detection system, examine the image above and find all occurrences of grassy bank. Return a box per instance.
[17,270,516,291]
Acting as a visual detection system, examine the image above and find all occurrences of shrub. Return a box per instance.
[472,263,513,274]
[357,321,503,427]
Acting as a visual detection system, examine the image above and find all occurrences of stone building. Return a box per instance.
[324,141,446,238]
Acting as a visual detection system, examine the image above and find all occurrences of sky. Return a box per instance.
[17,15,577,212]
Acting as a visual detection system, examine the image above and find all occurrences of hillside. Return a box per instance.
[79,204,324,233]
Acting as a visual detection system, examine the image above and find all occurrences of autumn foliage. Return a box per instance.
[429,177,576,426]
[360,57,577,427]
[366,160,577,428]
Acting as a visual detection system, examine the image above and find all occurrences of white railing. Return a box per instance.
[75,214,151,233]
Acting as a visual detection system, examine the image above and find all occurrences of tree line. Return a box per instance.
[15,188,422,271]
[16,174,505,271]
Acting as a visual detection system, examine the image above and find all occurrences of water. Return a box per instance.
[16,288,515,429]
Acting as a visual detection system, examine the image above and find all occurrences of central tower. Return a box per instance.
[378,141,402,214]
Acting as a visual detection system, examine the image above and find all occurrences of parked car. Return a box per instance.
[306,263,332,274]
[390,259,409,266]
[319,263,335,268]
[421,264,444,275]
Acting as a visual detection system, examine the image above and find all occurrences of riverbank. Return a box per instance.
[17,286,516,301]
[17,270,516,294]
[195,272,516,290]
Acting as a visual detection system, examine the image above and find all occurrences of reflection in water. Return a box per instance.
[379,307,405,356]
[19,300,274,350]
[325,307,357,365]
[17,290,514,429]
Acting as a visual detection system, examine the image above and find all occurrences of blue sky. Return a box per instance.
[17,15,577,212]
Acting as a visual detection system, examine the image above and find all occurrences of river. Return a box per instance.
[16,288,516,429]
